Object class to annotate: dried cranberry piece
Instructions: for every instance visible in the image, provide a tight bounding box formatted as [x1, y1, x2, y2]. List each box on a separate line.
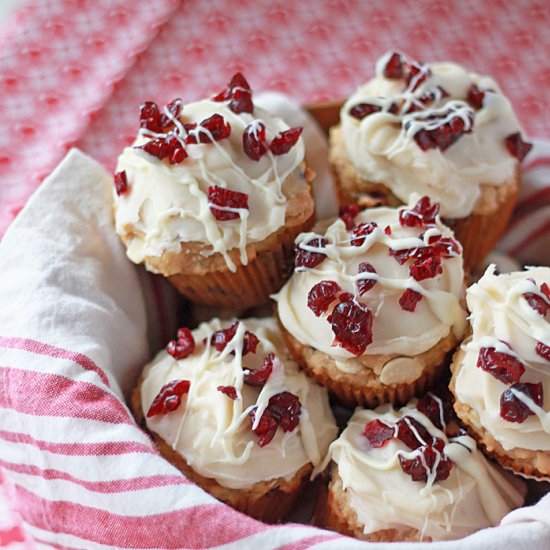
[384, 225, 392, 235]
[431, 236, 461, 258]
[382, 52, 404, 78]
[357, 262, 377, 296]
[410, 254, 442, 281]
[242, 330, 259, 356]
[307, 280, 342, 317]
[243, 121, 267, 161]
[476, 347, 525, 384]
[467, 84, 486, 110]
[210, 322, 239, 351]
[186, 114, 231, 144]
[398, 442, 452, 482]
[137, 134, 188, 164]
[536, 341, 550, 362]
[417, 391, 455, 431]
[363, 419, 395, 448]
[330, 300, 373, 356]
[389, 247, 414, 265]
[396, 416, 433, 449]
[399, 289, 423, 312]
[338, 292, 354, 303]
[217, 385, 238, 400]
[208, 185, 249, 221]
[523, 291, 550, 316]
[399, 196, 439, 227]
[295, 238, 327, 269]
[249, 408, 278, 447]
[114, 170, 128, 196]
[349, 103, 381, 120]
[339, 204, 361, 230]
[269, 127, 303, 155]
[504, 133, 532, 161]
[351, 222, 378, 246]
[243, 353, 274, 386]
[147, 379, 191, 417]
[413, 110, 474, 152]
[500, 382, 544, 423]
[214, 72, 254, 114]
[166, 327, 195, 360]
[165, 98, 183, 120]
[139, 101, 164, 132]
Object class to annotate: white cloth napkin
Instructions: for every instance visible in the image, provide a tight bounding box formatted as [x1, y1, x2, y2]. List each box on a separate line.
[0, 96, 549, 549]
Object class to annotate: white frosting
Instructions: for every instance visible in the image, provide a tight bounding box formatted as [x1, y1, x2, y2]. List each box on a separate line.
[115, 100, 305, 272]
[275, 196, 467, 365]
[341, 51, 524, 218]
[454, 265, 550, 451]
[325, 404, 524, 541]
[140, 317, 338, 489]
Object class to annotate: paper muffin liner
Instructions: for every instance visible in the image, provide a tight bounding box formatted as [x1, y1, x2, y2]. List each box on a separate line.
[450, 347, 550, 480]
[278, 319, 454, 409]
[130, 379, 312, 523]
[168, 214, 315, 310]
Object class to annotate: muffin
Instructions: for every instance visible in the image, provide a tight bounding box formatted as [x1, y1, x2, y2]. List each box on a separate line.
[330, 50, 532, 268]
[451, 265, 550, 479]
[131, 317, 338, 523]
[314, 393, 524, 542]
[114, 73, 314, 309]
[275, 194, 467, 407]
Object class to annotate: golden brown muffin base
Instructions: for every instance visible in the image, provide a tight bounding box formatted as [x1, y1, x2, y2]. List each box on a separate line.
[131, 378, 312, 523]
[450, 345, 550, 479]
[329, 125, 521, 270]
[314, 466, 427, 542]
[278, 316, 459, 408]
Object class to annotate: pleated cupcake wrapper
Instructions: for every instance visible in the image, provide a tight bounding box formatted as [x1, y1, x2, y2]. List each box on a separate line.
[169, 216, 314, 310]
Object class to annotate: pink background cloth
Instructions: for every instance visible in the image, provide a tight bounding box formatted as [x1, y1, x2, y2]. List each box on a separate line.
[1, 0, 550, 547]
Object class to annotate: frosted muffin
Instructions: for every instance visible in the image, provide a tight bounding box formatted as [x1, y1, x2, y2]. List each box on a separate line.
[131, 317, 338, 522]
[315, 394, 524, 542]
[114, 73, 314, 308]
[451, 265, 550, 479]
[276, 195, 467, 407]
[330, 51, 532, 268]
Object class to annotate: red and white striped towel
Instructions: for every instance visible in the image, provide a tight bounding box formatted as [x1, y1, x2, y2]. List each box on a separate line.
[1, 95, 550, 548]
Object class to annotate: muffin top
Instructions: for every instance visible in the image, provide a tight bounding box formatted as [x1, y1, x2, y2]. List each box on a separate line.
[114, 74, 308, 273]
[454, 265, 550, 452]
[276, 195, 467, 371]
[339, 51, 531, 219]
[321, 396, 524, 541]
[140, 317, 338, 489]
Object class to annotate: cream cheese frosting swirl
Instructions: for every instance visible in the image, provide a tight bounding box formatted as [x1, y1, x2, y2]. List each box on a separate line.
[454, 266, 550, 452]
[140, 317, 338, 489]
[276, 195, 467, 367]
[323, 403, 524, 540]
[115, 98, 305, 272]
[340, 51, 526, 218]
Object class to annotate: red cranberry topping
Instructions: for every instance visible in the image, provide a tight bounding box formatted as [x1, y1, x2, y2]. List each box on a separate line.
[351, 221, 378, 246]
[382, 52, 404, 78]
[410, 254, 442, 281]
[269, 127, 303, 155]
[363, 419, 395, 448]
[384, 225, 392, 235]
[114, 170, 128, 196]
[139, 101, 164, 132]
[295, 238, 328, 269]
[214, 72, 254, 114]
[208, 185, 249, 221]
[399, 196, 439, 227]
[476, 347, 525, 384]
[398, 442, 452, 483]
[500, 382, 544, 423]
[330, 300, 373, 356]
[349, 103, 381, 120]
[467, 84, 486, 110]
[417, 391, 454, 431]
[430, 235, 461, 258]
[166, 327, 195, 360]
[504, 133, 532, 161]
[413, 109, 474, 152]
[137, 134, 188, 164]
[242, 330, 259, 356]
[217, 385, 238, 400]
[339, 204, 361, 230]
[338, 292, 354, 302]
[147, 379, 190, 417]
[210, 322, 238, 351]
[243, 121, 267, 161]
[523, 284, 550, 316]
[399, 289, 423, 312]
[243, 353, 274, 386]
[307, 280, 342, 317]
[536, 341, 550, 362]
[402, 87, 449, 114]
[249, 391, 301, 446]
[357, 262, 377, 296]
[404, 60, 431, 92]
[396, 416, 433, 449]
[185, 114, 231, 144]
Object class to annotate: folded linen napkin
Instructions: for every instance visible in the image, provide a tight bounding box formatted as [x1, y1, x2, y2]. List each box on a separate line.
[0, 96, 549, 549]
